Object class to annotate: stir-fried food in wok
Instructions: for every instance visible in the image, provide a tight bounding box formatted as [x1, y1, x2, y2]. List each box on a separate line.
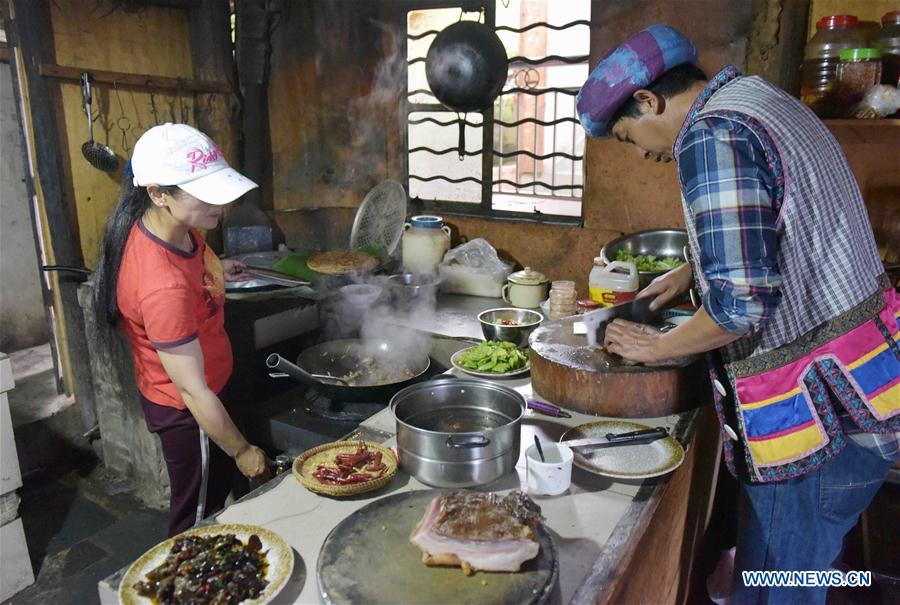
[323, 355, 416, 386]
[133, 533, 268, 605]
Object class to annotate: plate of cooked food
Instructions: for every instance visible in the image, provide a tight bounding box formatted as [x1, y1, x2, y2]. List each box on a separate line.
[293, 440, 398, 497]
[450, 341, 531, 378]
[119, 523, 293, 605]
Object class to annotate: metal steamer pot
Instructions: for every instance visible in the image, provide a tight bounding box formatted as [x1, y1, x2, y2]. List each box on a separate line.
[390, 378, 524, 488]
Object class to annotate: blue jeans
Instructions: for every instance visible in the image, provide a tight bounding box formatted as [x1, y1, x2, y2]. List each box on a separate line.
[731, 437, 894, 605]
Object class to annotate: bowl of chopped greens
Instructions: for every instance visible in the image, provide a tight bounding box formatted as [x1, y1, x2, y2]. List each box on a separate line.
[600, 229, 688, 288]
[451, 341, 531, 377]
[477, 307, 544, 347]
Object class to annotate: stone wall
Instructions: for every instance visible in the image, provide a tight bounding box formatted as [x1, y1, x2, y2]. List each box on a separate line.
[1, 62, 49, 351]
[78, 283, 169, 508]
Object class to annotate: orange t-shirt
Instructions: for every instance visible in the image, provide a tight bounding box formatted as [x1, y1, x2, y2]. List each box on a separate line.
[116, 221, 232, 409]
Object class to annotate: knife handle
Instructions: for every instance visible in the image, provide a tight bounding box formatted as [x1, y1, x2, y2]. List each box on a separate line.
[605, 427, 668, 443]
[526, 399, 572, 418]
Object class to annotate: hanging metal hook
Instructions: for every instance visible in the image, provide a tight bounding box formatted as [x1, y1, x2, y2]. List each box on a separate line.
[147, 81, 160, 126]
[113, 79, 132, 152]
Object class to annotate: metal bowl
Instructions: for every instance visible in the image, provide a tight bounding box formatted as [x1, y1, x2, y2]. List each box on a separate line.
[387, 273, 441, 307]
[478, 308, 543, 347]
[600, 229, 689, 288]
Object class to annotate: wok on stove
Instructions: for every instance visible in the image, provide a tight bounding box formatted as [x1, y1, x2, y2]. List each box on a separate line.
[267, 338, 431, 403]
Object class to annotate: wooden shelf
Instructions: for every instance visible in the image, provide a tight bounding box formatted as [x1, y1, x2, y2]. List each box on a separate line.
[824, 119, 900, 145]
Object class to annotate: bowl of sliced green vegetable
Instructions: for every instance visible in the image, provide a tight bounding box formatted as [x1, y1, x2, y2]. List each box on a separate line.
[477, 307, 543, 347]
[600, 229, 688, 289]
[451, 341, 531, 377]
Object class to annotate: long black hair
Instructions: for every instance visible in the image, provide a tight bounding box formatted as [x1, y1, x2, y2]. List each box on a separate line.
[93, 174, 178, 325]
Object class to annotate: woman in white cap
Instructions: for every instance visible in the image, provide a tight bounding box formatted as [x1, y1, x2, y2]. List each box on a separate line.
[94, 123, 270, 536]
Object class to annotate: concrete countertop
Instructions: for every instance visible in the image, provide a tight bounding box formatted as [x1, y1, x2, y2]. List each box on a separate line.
[98, 294, 703, 604]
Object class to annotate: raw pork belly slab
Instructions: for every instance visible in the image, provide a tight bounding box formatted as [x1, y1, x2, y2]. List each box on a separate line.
[409, 491, 543, 575]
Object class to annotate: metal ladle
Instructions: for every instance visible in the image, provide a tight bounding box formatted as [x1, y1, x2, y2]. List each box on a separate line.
[80, 73, 119, 172]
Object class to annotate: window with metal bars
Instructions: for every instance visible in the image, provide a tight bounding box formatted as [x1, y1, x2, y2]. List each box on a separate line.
[405, 1, 589, 222]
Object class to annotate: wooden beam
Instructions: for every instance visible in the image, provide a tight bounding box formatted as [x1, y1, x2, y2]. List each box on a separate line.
[4, 0, 97, 431]
[39, 62, 231, 94]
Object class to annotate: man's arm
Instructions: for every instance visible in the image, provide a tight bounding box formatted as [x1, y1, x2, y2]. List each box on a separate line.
[607, 118, 782, 362]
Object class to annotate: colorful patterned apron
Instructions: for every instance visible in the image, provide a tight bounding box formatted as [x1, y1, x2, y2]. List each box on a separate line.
[712, 287, 900, 483]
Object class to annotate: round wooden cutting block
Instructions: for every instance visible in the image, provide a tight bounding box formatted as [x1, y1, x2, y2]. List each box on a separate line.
[528, 316, 708, 417]
[317, 490, 558, 605]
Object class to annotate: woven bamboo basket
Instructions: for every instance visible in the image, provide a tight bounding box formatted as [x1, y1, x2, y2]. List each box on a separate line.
[292, 440, 397, 497]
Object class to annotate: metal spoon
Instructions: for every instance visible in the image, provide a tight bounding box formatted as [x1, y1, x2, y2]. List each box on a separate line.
[534, 434, 546, 462]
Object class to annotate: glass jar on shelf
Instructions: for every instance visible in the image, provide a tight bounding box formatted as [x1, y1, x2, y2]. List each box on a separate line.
[800, 14, 866, 117]
[878, 11, 900, 87]
[835, 48, 883, 117]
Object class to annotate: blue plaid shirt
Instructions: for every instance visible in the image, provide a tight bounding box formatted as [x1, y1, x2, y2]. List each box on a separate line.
[677, 106, 783, 336]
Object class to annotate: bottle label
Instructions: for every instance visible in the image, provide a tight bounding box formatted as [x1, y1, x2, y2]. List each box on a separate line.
[589, 288, 637, 307]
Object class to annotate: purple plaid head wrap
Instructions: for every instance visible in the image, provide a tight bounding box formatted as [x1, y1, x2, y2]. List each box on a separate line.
[576, 25, 698, 138]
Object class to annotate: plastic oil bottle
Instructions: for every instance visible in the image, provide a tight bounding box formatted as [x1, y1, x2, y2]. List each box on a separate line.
[589, 259, 638, 307]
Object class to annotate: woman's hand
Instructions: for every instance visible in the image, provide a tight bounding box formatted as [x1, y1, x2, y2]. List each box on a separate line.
[235, 444, 272, 481]
[603, 319, 663, 364]
[637, 263, 693, 310]
[222, 259, 251, 282]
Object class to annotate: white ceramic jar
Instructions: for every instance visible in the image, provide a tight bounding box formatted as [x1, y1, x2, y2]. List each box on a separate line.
[502, 267, 549, 309]
[401, 215, 451, 275]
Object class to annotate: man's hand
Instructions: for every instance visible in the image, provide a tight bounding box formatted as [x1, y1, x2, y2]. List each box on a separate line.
[637, 263, 693, 310]
[235, 444, 272, 481]
[603, 319, 663, 364]
[222, 259, 251, 282]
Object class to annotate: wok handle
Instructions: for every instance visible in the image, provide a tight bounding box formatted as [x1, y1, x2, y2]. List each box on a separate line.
[265, 354, 349, 386]
[457, 117, 465, 161]
[446, 435, 490, 449]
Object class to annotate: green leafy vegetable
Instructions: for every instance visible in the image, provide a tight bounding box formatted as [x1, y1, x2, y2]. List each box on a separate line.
[456, 341, 528, 373]
[615, 250, 685, 272]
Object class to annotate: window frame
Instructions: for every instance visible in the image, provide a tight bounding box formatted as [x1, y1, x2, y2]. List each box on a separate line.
[402, 1, 586, 226]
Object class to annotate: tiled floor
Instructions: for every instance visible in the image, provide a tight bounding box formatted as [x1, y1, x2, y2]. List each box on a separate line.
[4, 462, 168, 605]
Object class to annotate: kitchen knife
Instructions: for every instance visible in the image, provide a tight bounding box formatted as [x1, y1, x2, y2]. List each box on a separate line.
[562, 427, 668, 449]
[582, 297, 660, 346]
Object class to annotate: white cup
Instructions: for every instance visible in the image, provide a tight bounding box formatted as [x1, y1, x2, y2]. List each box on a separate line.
[525, 442, 573, 496]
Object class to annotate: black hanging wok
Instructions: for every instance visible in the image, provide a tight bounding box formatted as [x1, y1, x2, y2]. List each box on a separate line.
[266, 338, 431, 403]
[425, 20, 508, 158]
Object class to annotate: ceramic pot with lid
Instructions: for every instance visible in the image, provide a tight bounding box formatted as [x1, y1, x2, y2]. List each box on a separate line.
[401, 215, 451, 275]
[502, 266, 549, 309]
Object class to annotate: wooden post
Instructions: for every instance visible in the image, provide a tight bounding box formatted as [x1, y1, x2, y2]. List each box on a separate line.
[3, 0, 96, 431]
[746, 0, 810, 95]
[189, 0, 240, 252]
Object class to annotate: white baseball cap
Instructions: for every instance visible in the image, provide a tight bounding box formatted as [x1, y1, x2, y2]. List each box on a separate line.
[131, 123, 258, 205]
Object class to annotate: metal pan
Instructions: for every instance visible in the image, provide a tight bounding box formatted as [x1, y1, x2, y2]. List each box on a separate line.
[266, 338, 430, 402]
